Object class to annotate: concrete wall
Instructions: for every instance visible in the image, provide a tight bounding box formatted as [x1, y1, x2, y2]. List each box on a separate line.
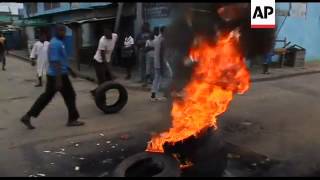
[143, 3, 174, 30]
[81, 23, 97, 47]
[148, 17, 172, 29]
[276, 3, 320, 61]
[64, 27, 73, 58]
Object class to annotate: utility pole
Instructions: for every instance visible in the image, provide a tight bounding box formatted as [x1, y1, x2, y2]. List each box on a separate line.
[135, 3, 143, 37]
[114, 3, 124, 33]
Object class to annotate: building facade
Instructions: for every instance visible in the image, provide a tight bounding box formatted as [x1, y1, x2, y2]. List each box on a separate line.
[143, 3, 174, 29]
[276, 3, 320, 61]
[21, 2, 125, 68]
[21, 2, 178, 72]
[0, 11, 25, 50]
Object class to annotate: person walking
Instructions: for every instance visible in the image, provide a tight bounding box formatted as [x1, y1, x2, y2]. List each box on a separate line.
[150, 26, 167, 101]
[262, 51, 274, 74]
[0, 33, 7, 71]
[20, 24, 84, 129]
[30, 33, 49, 87]
[91, 28, 118, 97]
[121, 31, 135, 80]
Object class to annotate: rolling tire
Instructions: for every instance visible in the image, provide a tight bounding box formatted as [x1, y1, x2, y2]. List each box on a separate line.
[95, 82, 128, 114]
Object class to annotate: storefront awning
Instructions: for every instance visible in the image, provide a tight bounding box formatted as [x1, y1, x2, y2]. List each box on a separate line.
[20, 18, 52, 27]
[0, 24, 21, 32]
[62, 16, 116, 25]
[0, 16, 12, 23]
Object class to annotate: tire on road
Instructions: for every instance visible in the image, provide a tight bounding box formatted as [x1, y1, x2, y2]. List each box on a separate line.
[95, 82, 128, 114]
[112, 152, 181, 177]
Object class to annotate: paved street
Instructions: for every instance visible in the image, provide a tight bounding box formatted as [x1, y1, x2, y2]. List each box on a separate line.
[1, 56, 320, 176]
[0, 56, 171, 177]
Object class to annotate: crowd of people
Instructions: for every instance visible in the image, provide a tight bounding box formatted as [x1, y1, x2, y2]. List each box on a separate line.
[0, 21, 274, 130]
[18, 22, 169, 130]
[131, 23, 168, 101]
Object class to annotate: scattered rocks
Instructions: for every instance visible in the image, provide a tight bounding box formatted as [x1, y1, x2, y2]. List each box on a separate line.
[36, 173, 46, 177]
[55, 151, 66, 155]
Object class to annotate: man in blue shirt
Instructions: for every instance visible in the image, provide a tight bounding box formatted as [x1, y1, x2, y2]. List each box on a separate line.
[262, 51, 274, 74]
[21, 24, 85, 129]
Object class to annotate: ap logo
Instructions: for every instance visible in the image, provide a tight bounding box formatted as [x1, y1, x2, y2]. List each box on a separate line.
[251, 0, 275, 29]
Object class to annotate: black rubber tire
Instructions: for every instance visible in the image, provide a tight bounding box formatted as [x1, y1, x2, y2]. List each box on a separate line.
[112, 152, 181, 177]
[95, 82, 128, 114]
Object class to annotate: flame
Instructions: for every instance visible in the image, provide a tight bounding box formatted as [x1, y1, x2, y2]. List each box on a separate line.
[146, 31, 250, 153]
[180, 161, 194, 170]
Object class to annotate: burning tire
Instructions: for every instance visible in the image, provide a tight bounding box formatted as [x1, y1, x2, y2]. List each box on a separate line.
[113, 152, 180, 177]
[95, 82, 128, 114]
[163, 128, 228, 177]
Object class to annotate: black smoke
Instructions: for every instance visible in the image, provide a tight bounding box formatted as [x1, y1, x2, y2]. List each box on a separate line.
[163, 3, 275, 93]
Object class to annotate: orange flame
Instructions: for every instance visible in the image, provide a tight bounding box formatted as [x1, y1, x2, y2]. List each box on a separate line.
[146, 31, 250, 153]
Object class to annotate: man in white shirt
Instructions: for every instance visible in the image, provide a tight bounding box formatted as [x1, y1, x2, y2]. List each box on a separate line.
[91, 28, 118, 96]
[30, 34, 50, 87]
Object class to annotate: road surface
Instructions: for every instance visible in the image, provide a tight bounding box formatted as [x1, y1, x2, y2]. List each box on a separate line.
[1, 56, 320, 176]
